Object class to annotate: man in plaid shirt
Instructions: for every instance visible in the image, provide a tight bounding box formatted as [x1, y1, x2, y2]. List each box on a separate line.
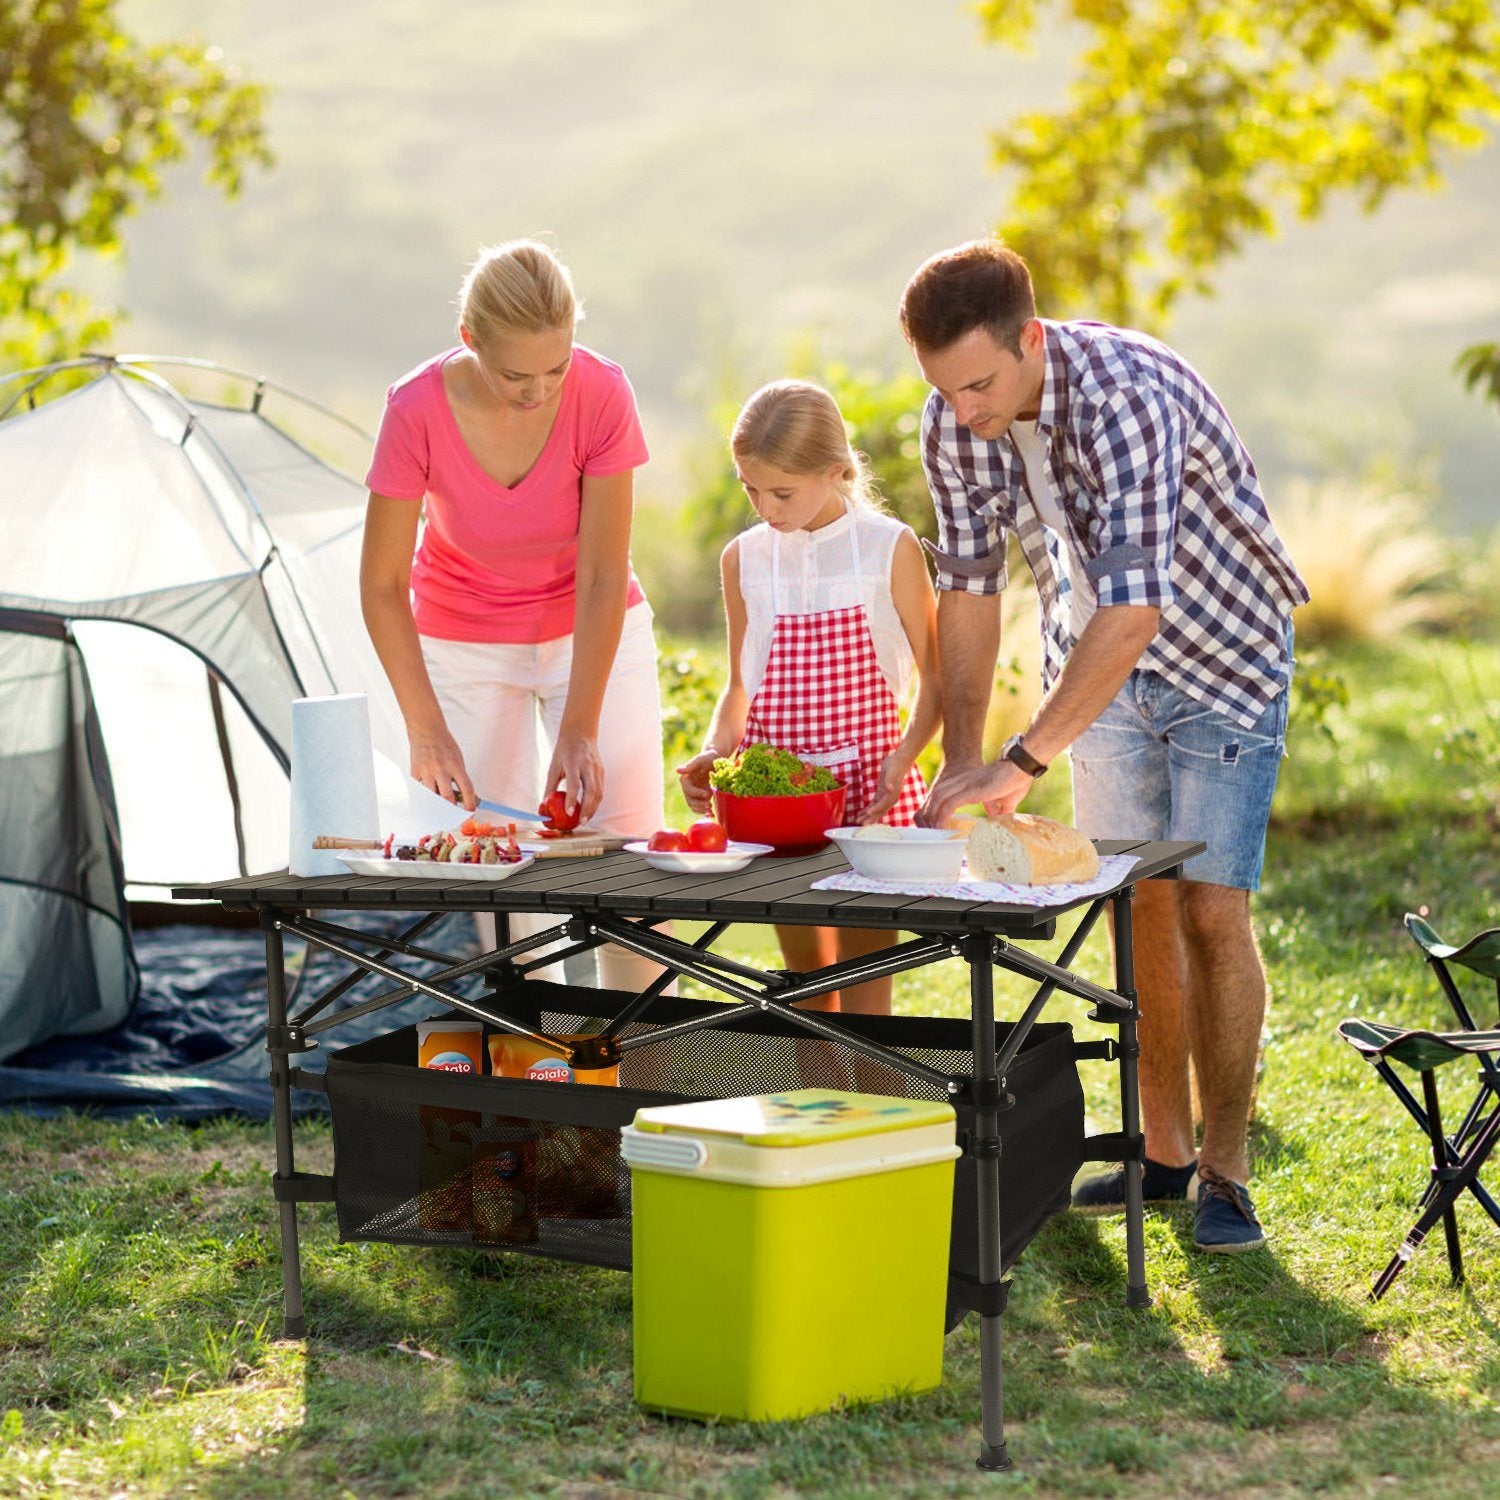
[902, 240, 1307, 1253]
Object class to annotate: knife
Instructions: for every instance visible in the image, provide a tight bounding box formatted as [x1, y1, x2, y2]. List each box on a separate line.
[462, 791, 596, 830]
[473, 796, 544, 823]
[445, 780, 542, 823]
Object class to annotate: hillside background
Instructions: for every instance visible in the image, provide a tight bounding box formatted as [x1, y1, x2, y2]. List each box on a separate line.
[106, 0, 1500, 540]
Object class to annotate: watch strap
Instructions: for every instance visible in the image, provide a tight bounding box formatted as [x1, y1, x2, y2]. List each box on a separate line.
[1003, 736, 1049, 778]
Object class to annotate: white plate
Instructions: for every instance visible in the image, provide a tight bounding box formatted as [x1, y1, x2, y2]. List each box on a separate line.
[622, 840, 774, 874]
[337, 852, 536, 881]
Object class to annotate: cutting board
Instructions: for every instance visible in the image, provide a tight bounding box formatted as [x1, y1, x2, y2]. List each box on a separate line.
[516, 827, 636, 852]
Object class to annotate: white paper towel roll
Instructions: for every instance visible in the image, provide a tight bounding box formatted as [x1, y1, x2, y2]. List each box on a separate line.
[288, 693, 380, 875]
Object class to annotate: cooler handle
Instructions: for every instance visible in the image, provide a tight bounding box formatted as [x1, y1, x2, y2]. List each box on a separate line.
[620, 1127, 709, 1171]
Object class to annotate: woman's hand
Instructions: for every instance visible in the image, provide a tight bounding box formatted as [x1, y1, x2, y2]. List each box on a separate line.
[676, 749, 721, 816]
[410, 727, 475, 808]
[544, 730, 605, 825]
[859, 752, 912, 826]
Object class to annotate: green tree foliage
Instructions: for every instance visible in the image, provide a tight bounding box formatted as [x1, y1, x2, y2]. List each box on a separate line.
[1, 0, 271, 367]
[977, 0, 1500, 332]
[1455, 341, 1500, 408]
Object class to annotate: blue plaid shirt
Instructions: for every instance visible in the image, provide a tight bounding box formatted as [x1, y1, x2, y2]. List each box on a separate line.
[921, 320, 1308, 730]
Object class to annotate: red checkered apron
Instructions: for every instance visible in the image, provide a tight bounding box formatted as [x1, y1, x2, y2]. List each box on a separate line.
[741, 520, 927, 826]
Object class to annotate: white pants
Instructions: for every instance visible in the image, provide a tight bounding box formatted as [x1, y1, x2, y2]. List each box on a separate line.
[422, 603, 669, 992]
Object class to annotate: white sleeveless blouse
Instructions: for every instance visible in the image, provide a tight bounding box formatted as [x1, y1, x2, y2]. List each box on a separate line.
[736, 506, 917, 702]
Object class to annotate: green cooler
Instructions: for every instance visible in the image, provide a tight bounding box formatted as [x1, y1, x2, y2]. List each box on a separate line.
[622, 1089, 960, 1421]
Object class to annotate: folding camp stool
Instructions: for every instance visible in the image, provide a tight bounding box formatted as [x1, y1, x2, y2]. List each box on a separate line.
[1337, 914, 1500, 1299]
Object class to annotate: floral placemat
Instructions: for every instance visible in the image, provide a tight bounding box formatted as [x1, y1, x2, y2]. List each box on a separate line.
[810, 853, 1141, 906]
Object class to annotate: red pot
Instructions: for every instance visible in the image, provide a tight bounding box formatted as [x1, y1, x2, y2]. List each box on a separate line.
[712, 785, 847, 856]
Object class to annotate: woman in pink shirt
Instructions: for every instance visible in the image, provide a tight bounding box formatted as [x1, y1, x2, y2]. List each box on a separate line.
[360, 239, 665, 846]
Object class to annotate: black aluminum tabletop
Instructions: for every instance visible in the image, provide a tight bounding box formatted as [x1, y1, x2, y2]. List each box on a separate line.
[174, 837, 1204, 936]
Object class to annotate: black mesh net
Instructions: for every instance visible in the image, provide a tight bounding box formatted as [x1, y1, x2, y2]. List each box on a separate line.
[324, 981, 1085, 1290]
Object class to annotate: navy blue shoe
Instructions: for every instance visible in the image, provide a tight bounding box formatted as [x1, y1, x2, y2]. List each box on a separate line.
[1071, 1157, 1199, 1215]
[1193, 1166, 1266, 1252]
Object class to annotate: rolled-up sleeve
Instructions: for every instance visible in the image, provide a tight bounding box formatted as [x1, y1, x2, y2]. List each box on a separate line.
[1080, 388, 1180, 609]
[921, 397, 1008, 596]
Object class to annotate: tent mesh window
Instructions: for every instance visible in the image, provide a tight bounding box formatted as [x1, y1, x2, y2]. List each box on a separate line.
[324, 982, 1086, 1279]
[0, 614, 137, 1058]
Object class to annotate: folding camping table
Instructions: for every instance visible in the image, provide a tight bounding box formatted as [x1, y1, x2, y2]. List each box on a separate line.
[176, 834, 1202, 1473]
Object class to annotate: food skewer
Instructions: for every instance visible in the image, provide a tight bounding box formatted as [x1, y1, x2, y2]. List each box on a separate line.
[313, 834, 607, 858]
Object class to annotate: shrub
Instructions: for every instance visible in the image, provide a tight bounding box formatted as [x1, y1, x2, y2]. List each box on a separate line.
[1452, 525, 1500, 638]
[1270, 475, 1457, 647]
[1429, 637, 1500, 807]
[656, 641, 723, 774]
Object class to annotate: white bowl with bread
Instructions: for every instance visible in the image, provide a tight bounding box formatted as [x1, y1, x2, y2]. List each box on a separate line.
[826, 825, 968, 881]
[963, 813, 1100, 885]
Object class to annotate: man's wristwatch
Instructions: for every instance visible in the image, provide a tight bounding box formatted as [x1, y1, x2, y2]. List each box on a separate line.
[1000, 734, 1049, 779]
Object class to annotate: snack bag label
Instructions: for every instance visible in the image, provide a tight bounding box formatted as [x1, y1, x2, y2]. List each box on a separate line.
[526, 1057, 574, 1084]
[426, 1052, 476, 1073]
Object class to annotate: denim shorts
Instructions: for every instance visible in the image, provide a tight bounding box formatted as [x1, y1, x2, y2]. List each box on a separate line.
[1070, 666, 1290, 892]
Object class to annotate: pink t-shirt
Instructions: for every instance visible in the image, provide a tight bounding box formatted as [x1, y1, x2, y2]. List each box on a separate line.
[365, 344, 649, 643]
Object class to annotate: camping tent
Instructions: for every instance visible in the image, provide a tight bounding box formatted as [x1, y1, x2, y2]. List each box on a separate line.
[0, 356, 403, 1060]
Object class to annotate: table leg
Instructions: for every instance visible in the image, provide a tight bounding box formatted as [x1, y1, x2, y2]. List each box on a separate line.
[263, 913, 307, 1339]
[1112, 888, 1151, 1309]
[968, 938, 1012, 1473]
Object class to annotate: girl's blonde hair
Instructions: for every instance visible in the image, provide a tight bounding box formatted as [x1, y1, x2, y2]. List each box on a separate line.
[730, 380, 881, 510]
[458, 240, 580, 344]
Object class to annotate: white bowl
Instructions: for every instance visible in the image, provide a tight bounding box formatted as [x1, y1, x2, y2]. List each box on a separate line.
[826, 826, 967, 882]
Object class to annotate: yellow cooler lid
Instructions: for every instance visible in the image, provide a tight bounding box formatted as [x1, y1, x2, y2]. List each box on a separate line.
[632, 1089, 953, 1147]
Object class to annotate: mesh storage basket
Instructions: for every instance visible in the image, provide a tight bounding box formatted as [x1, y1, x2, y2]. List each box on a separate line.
[324, 981, 1085, 1283]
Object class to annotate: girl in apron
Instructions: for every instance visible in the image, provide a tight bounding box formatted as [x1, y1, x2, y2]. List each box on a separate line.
[678, 380, 941, 1018]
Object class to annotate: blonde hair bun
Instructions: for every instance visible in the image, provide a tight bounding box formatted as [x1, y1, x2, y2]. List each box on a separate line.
[459, 239, 579, 345]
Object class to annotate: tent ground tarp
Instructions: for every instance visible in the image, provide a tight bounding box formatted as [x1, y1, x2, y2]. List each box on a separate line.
[0, 912, 490, 1120]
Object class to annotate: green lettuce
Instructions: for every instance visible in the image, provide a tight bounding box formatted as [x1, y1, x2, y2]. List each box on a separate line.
[709, 744, 840, 797]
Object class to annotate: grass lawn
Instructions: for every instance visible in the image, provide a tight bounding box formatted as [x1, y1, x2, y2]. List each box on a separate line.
[3, 634, 1498, 1497]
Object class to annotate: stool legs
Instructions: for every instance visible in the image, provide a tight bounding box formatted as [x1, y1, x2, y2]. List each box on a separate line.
[1373, 1100, 1500, 1300]
[1419, 1069, 1465, 1286]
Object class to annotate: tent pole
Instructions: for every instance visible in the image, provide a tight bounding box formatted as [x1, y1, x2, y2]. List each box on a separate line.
[206, 671, 249, 877]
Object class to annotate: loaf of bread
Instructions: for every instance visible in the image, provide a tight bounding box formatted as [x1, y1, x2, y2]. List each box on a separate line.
[966, 813, 1100, 885]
